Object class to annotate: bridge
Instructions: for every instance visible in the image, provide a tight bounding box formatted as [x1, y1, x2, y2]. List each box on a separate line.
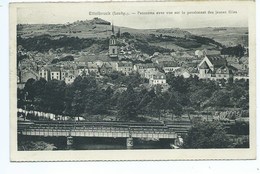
[18, 120, 191, 148]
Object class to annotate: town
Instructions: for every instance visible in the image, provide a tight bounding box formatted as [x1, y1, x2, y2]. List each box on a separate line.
[16, 18, 250, 150]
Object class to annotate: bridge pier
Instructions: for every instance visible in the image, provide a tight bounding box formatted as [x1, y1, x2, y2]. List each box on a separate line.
[126, 137, 134, 149]
[67, 136, 73, 146]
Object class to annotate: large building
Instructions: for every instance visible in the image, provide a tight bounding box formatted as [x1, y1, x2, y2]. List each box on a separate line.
[100, 62, 113, 75]
[108, 24, 118, 59]
[134, 63, 157, 78]
[50, 67, 61, 80]
[197, 55, 241, 80]
[149, 72, 167, 86]
[116, 61, 133, 75]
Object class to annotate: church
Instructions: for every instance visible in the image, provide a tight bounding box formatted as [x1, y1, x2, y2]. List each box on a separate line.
[108, 24, 119, 59]
[197, 55, 237, 80]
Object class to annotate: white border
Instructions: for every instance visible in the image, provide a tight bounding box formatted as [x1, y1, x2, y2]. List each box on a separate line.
[1, 0, 259, 173]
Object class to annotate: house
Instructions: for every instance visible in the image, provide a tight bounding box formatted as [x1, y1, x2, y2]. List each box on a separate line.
[93, 60, 104, 68]
[117, 61, 133, 75]
[197, 55, 227, 79]
[110, 61, 119, 71]
[38, 67, 49, 81]
[212, 65, 235, 80]
[149, 72, 167, 86]
[100, 62, 113, 75]
[20, 69, 39, 82]
[144, 69, 160, 79]
[60, 69, 75, 81]
[50, 67, 61, 80]
[160, 61, 180, 73]
[233, 70, 249, 81]
[195, 49, 207, 58]
[174, 67, 190, 78]
[134, 63, 156, 78]
[87, 62, 99, 74]
[65, 75, 76, 84]
[188, 67, 199, 77]
[77, 66, 89, 76]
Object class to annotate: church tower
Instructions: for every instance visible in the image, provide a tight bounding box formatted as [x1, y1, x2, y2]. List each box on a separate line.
[109, 24, 118, 59]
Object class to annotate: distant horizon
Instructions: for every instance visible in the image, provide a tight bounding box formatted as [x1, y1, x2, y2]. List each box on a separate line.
[17, 17, 248, 30]
[16, 2, 249, 29]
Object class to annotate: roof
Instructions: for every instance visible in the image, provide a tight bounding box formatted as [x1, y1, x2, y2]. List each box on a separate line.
[48, 66, 60, 72]
[136, 63, 156, 69]
[152, 72, 166, 79]
[206, 55, 227, 67]
[215, 66, 234, 74]
[160, 61, 179, 67]
[117, 61, 132, 67]
[199, 61, 210, 69]
[101, 62, 113, 69]
[87, 62, 99, 69]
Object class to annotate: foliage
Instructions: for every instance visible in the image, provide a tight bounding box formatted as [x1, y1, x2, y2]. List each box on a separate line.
[221, 44, 245, 57]
[183, 122, 231, 148]
[18, 72, 249, 121]
[17, 35, 108, 53]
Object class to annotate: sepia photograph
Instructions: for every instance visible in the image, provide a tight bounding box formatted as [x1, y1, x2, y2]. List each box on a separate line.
[9, 0, 256, 161]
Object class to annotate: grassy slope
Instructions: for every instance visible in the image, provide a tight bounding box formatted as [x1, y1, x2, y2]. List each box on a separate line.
[185, 27, 248, 47]
[17, 19, 247, 56]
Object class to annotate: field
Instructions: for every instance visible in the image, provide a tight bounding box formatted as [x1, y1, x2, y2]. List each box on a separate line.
[185, 27, 248, 47]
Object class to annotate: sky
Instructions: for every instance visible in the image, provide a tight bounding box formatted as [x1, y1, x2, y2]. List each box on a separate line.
[15, 1, 249, 29]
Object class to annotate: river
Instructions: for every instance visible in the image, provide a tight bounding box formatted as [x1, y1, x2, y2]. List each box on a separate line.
[18, 135, 173, 150]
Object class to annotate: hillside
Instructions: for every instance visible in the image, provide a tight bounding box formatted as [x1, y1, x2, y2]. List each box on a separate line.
[185, 27, 248, 47]
[17, 18, 234, 55]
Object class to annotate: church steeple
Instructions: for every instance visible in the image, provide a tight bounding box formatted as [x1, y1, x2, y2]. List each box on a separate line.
[109, 22, 118, 59]
[112, 23, 115, 35]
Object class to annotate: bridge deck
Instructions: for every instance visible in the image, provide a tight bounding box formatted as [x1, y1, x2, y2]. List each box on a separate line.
[18, 120, 191, 139]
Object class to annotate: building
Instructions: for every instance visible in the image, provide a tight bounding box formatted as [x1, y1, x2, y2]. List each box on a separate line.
[108, 25, 118, 59]
[174, 67, 190, 78]
[197, 55, 239, 80]
[50, 67, 61, 80]
[77, 66, 89, 76]
[38, 67, 49, 81]
[144, 69, 160, 79]
[87, 62, 99, 74]
[197, 55, 227, 79]
[117, 61, 133, 75]
[149, 72, 167, 86]
[93, 60, 104, 68]
[233, 70, 249, 81]
[20, 69, 39, 82]
[161, 61, 180, 73]
[195, 49, 207, 58]
[100, 62, 113, 75]
[65, 75, 76, 84]
[214, 65, 234, 80]
[134, 63, 156, 78]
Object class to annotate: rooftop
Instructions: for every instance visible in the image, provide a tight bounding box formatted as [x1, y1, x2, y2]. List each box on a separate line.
[206, 55, 227, 67]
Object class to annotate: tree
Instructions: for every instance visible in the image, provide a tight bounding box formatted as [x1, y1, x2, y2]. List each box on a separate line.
[42, 80, 66, 114]
[24, 78, 36, 102]
[71, 90, 84, 120]
[165, 92, 183, 120]
[184, 122, 231, 148]
[207, 89, 231, 108]
[117, 84, 138, 120]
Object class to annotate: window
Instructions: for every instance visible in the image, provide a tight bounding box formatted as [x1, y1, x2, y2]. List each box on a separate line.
[112, 48, 115, 54]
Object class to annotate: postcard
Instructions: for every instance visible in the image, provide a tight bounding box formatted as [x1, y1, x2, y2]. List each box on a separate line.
[10, 0, 256, 161]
